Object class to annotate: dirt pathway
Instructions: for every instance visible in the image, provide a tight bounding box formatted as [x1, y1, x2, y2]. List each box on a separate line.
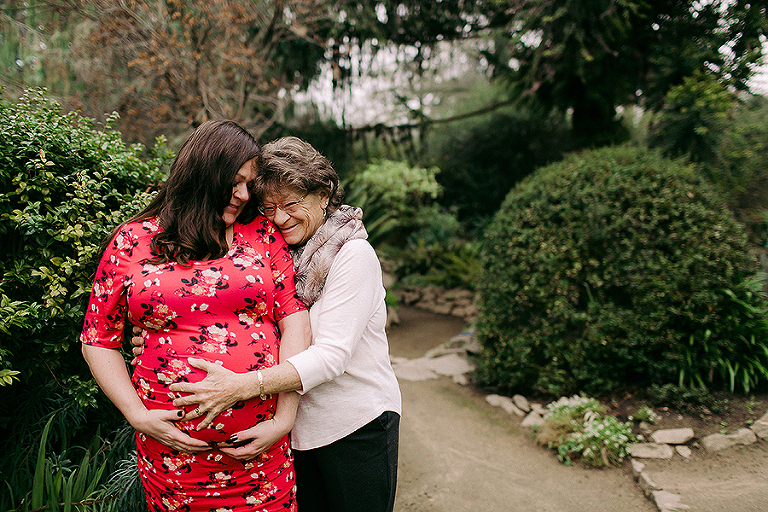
[386, 307, 655, 512]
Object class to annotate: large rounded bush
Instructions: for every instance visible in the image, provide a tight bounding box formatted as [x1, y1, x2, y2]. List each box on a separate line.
[476, 145, 768, 397]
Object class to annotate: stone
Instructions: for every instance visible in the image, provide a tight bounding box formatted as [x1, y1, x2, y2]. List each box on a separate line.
[651, 491, 691, 511]
[485, 394, 525, 416]
[750, 411, 768, 439]
[462, 338, 483, 354]
[675, 445, 692, 459]
[385, 305, 400, 328]
[651, 427, 695, 445]
[521, 411, 546, 428]
[452, 373, 469, 385]
[630, 459, 645, 478]
[637, 472, 661, 495]
[530, 403, 547, 416]
[423, 353, 475, 378]
[382, 272, 395, 289]
[512, 394, 531, 413]
[389, 355, 409, 365]
[701, 428, 757, 452]
[451, 305, 477, 319]
[626, 443, 675, 459]
[419, 300, 453, 315]
[447, 332, 476, 346]
[423, 333, 479, 359]
[392, 359, 438, 381]
[399, 289, 421, 305]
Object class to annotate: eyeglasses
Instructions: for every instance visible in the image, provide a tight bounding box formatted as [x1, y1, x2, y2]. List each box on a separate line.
[259, 195, 306, 218]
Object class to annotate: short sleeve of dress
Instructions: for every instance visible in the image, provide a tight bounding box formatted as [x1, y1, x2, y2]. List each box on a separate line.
[79, 223, 142, 349]
[263, 218, 306, 321]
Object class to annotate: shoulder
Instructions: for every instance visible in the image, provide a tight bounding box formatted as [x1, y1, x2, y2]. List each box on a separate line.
[333, 239, 380, 274]
[106, 218, 158, 255]
[238, 215, 276, 236]
[238, 216, 290, 249]
[338, 238, 375, 257]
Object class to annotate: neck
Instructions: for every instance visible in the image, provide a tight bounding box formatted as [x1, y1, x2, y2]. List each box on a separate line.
[226, 224, 234, 247]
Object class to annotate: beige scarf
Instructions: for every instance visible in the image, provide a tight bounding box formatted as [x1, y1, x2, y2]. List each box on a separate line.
[291, 205, 368, 307]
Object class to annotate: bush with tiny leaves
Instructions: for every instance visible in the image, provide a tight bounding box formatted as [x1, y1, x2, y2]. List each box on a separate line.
[0, 88, 167, 508]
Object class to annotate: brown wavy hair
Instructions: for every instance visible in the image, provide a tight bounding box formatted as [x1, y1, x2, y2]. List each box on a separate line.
[126, 120, 261, 265]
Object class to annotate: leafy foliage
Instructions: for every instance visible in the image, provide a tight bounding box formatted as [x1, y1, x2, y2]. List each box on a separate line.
[491, 0, 768, 147]
[475, 145, 768, 397]
[649, 73, 735, 164]
[330, 0, 509, 46]
[391, 205, 482, 291]
[432, 109, 571, 222]
[0, 88, 166, 505]
[706, 95, 768, 244]
[344, 159, 441, 247]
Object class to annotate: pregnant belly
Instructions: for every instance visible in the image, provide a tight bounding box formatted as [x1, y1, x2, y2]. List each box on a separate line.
[179, 398, 273, 444]
[133, 364, 275, 444]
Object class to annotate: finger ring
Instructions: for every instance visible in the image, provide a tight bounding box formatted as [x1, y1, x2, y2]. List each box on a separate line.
[194, 407, 201, 416]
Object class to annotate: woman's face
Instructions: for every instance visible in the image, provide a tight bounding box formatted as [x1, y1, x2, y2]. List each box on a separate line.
[262, 188, 329, 246]
[222, 158, 257, 227]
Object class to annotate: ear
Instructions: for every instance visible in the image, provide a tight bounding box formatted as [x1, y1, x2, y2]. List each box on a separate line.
[317, 190, 330, 209]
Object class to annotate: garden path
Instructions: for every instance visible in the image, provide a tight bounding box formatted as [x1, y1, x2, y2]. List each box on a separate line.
[387, 306, 768, 512]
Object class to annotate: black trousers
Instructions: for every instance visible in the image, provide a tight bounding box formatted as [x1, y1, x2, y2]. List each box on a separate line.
[293, 410, 400, 512]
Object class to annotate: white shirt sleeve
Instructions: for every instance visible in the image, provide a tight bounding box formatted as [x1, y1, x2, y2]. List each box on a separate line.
[286, 239, 383, 393]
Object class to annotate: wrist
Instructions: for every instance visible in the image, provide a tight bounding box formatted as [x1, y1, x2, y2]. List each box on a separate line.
[270, 415, 294, 436]
[238, 370, 259, 402]
[256, 370, 267, 401]
[124, 404, 150, 431]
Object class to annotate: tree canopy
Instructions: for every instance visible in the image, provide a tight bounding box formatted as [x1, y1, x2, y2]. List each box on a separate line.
[490, 0, 768, 147]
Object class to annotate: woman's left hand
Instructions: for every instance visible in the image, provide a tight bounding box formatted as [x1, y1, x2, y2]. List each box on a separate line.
[168, 357, 250, 430]
[219, 419, 290, 461]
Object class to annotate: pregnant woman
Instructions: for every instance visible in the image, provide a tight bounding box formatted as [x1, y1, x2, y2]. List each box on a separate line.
[80, 120, 310, 511]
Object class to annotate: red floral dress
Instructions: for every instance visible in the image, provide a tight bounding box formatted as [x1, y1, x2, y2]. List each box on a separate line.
[80, 216, 306, 511]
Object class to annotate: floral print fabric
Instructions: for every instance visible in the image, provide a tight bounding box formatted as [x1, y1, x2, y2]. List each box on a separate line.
[81, 216, 305, 511]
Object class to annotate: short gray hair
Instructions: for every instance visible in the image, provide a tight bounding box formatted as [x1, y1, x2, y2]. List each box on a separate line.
[257, 136, 343, 214]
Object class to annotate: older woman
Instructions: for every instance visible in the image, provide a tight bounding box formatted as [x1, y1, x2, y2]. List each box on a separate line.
[81, 122, 311, 511]
[167, 136, 402, 512]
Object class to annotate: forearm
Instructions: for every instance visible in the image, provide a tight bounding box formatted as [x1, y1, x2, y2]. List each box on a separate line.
[81, 344, 147, 426]
[167, 309, 309, 424]
[233, 360, 303, 400]
[252, 309, 311, 397]
[271, 390, 300, 435]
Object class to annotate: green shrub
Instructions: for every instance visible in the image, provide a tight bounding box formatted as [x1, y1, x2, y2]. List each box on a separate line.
[389, 205, 481, 291]
[475, 144, 768, 397]
[708, 95, 768, 245]
[648, 383, 729, 415]
[0, 88, 167, 507]
[648, 72, 734, 164]
[344, 159, 442, 247]
[535, 395, 636, 468]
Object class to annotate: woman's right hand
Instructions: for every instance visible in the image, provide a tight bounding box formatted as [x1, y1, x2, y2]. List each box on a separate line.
[130, 408, 210, 454]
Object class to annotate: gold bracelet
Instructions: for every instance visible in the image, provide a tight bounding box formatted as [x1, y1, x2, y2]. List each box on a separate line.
[257, 370, 266, 401]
